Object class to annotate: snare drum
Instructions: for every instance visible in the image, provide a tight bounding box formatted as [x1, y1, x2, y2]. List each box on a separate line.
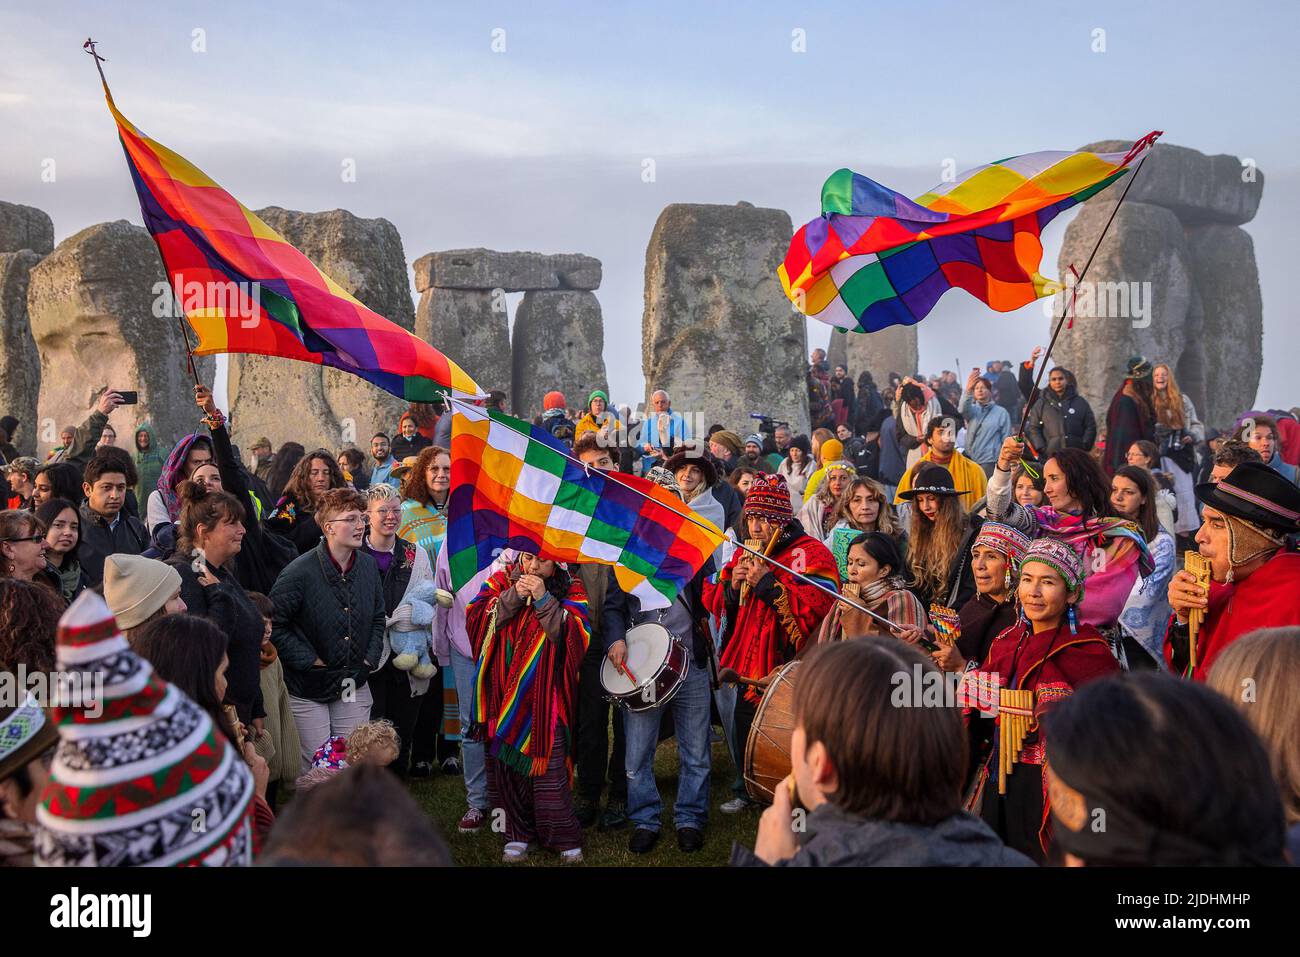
[600, 622, 690, 713]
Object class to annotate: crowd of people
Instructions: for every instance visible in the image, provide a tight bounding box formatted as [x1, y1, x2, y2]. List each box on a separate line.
[1, 341, 1299, 869]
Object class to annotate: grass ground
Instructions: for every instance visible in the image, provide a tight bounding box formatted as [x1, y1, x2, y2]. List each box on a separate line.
[407, 736, 758, 867]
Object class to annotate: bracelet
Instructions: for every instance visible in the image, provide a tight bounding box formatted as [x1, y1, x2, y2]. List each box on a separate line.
[203, 408, 226, 431]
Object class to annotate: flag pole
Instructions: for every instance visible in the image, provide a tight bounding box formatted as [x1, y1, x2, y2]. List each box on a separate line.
[85, 38, 203, 392]
[1015, 138, 1159, 447]
[443, 394, 902, 631]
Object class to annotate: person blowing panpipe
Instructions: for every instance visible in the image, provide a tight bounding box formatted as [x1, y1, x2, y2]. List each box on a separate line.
[961, 538, 1119, 864]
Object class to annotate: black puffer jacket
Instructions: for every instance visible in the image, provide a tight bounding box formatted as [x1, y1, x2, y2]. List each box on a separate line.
[270, 541, 386, 702]
[1019, 362, 1097, 456]
[167, 555, 266, 725]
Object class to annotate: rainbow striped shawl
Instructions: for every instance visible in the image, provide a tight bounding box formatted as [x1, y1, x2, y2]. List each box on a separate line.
[466, 568, 590, 777]
[1026, 508, 1153, 629]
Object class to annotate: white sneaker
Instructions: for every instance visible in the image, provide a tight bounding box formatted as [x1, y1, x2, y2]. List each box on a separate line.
[720, 796, 755, 814]
[560, 847, 584, 864]
[502, 841, 533, 863]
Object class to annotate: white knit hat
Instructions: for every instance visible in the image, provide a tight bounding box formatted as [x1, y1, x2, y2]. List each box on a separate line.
[103, 554, 182, 630]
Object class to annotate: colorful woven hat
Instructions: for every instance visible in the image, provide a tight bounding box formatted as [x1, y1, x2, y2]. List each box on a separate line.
[644, 466, 684, 501]
[743, 472, 794, 521]
[34, 591, 254, 867]
[973, 522, 1032, 567]
[1020, 538, 1086, 597]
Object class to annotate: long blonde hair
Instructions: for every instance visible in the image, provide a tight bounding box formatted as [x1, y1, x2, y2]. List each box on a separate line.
[1207, 627, 1300, 825]
[1152, 363, 1186, 430]
[832, 477, 899, 537]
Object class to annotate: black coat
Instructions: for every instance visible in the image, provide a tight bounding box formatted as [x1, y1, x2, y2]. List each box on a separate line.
[1018, 363, 1097, 456]
[77, 504, 148, 587]
[209, 422, 296, 590]
[167, 556, 266, 724]
[270, 541, 386, 702]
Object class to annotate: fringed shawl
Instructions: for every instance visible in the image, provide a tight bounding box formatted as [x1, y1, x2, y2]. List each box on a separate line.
[466, 568, 589, 777]
[1021, 506, 1153, 629]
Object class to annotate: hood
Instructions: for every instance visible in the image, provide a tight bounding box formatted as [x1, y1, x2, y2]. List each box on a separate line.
[157, 432, 213, 521]
[134, 420, 160, 454]
[800, 803, 1034, 867]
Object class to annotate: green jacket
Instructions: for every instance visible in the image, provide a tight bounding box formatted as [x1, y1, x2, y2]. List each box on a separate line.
[133, 421, 166, 503]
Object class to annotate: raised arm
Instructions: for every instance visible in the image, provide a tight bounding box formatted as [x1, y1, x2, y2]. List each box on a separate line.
[987, 436, 1038, 536]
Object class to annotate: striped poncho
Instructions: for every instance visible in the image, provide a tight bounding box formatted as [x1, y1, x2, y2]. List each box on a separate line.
[466, 567, 590, 777]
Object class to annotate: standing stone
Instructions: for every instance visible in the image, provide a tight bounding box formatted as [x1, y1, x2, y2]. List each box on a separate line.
[1186, 224, 1263, 427]
[0, 201, 54, 257]
[642, 202, 809, 436]
[512, 291, 607, 416]
[228, 208, 416, 453]
[0, 251, 42, 455]
[827, 325, 920, 390]
[28, 221, 213, 456]
[1049, 200, 1194, 421]
[0, 201, 53, 455]
[414, 283, 511, 399]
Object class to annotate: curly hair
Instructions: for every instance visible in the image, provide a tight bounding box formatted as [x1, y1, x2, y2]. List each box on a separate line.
[0, 578, 64, 673]
[1046, 447, 1112, 520]
[345, 719, 400, 766]
[315, 487, 367, 525]
[399, 445, 449, 506]
[283, 449, 346, 511]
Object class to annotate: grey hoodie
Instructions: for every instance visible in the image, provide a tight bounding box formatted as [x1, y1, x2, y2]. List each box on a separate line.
[731, 803, 1035, 867]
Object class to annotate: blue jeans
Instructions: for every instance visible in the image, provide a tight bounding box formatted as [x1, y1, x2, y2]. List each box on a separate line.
[623, 658, 711, 831]
[451, 646, 488, 811]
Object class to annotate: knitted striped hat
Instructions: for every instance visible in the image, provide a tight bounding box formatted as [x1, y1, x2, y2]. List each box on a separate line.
[743, 472, 794, 521]
[34, 591, 254, 867]
[1020, 538, 1086, 597]
[973, 522, 1033, 568]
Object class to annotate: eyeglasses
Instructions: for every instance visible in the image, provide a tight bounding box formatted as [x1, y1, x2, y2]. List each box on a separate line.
[2, 535, 44, 544]
[326, 516, 367, 527]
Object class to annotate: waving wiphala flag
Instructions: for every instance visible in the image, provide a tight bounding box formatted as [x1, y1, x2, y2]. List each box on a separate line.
[447, 403, 723, 609]
[780, 132, 1160, 334]
[101, 83, 481, 400]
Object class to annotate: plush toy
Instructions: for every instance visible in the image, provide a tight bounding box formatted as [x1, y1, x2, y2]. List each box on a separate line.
[386, 581, 455, 680]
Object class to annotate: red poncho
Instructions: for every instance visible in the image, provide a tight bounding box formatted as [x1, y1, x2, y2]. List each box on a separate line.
[705, 523, 837, 703]
[1163, 549, 1300, 681]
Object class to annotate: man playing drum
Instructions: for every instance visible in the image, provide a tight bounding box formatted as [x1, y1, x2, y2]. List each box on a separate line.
[604, 466, 717, 854]
[704, 471, 838, 813]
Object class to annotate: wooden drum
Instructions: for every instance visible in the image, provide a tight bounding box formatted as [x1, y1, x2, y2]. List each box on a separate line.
[743, 659, 802, 803]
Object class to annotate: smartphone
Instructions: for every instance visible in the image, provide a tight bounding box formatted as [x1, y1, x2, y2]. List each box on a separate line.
[115, 391, 139, 405]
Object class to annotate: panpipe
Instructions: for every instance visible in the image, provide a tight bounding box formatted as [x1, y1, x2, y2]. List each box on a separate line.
[928, 604, 961, 646]
[738, 539, 763, 604]
[998, 688, 1034, 794]
[1184, 552, 1211, 672]
[841, 581, 861, 600]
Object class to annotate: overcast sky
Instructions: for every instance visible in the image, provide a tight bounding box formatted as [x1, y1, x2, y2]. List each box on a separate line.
[2, 0, 1296, 416]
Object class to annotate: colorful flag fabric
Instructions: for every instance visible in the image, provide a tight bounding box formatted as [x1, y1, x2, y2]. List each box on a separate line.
[447, 402, 724, 609]
[780, 132, 1161, 334]
[101, 83, 482, 400]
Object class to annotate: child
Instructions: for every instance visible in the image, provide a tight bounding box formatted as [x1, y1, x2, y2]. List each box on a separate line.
[248, 591, 302, 807]
[296, 720, 401, 792]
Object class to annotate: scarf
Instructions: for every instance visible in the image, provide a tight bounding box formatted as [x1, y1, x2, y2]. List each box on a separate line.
[156, 432, 208, 522]
[466, 568, 590, 776]
[398, 496, 447, 562]
[1022, 506, 1152, 629]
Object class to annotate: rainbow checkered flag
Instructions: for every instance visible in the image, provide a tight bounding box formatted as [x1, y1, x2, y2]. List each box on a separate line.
[447, 403, 723, 609]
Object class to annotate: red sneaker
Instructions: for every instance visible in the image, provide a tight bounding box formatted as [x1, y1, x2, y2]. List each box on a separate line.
[458, 806, 487, 833]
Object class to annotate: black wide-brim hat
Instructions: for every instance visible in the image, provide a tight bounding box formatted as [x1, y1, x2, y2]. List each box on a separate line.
[898, 463, 966, 500]
[1195, 461, 1300, 534]
[663, 449, 717, 488]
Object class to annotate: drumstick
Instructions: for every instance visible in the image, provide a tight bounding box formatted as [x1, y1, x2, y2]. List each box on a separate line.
[617, 661, 639, 684]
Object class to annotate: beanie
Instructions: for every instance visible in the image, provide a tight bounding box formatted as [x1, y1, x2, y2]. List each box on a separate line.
[819, 438, 844, 465]
[544, 391, 567, 411]
[34, 591, 254, 866]
[743, 472, 794, 521]
[102, 554, 183, 630]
